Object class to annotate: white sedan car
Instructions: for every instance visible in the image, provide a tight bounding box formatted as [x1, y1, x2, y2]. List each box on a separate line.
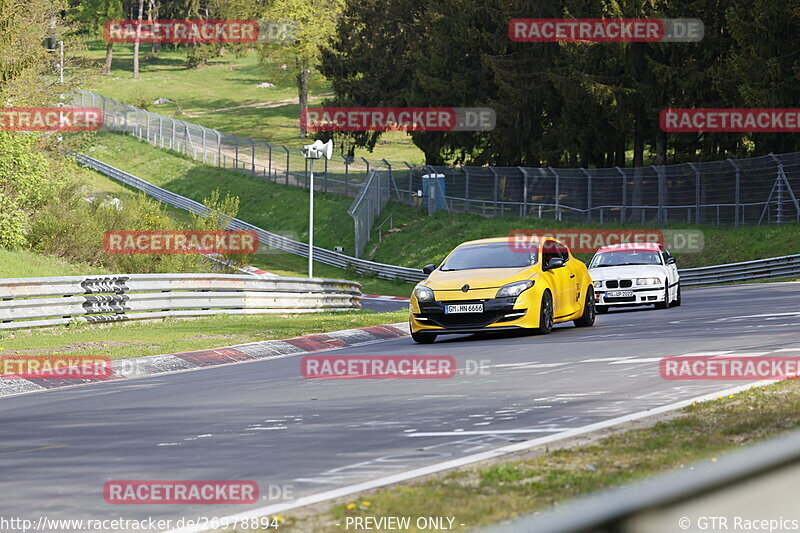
[588, 243, 680, 313]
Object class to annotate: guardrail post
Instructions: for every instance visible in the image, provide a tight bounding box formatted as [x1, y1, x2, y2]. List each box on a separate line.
[616, 166, 626, 223]
[728, 158, 740, 226]
[517, 166, 528, 218]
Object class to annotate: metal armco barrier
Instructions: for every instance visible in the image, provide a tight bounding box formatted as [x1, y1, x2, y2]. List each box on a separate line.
[0, 273, 362, 330]
[74, 154, 800, 288]
[679, 253, 800, 287]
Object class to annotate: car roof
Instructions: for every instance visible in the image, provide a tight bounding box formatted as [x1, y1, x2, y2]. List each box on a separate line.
[596, 242, 664, 254]
[458, 235, 562, 246]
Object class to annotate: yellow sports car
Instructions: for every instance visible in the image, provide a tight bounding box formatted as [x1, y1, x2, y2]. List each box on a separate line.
[409, 236, 596, 343]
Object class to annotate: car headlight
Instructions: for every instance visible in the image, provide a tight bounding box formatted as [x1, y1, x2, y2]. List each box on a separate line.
[636, 277, 661, 286]
[414, 285, 435, 302]
[496, 280, 535, 298]
[593, 280, 603, 289]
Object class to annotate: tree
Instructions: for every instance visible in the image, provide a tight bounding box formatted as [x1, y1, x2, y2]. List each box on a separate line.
[74, 0, 124, 75]
[132, 0, 144, 78]
[260, 0, 345, 138]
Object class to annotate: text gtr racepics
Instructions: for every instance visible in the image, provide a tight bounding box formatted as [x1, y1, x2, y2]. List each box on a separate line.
[409, 237, 596, 343]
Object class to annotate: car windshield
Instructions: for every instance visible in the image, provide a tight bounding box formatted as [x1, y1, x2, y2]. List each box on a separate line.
[440, 242, 539, 271]
[590, 251, 663, 267]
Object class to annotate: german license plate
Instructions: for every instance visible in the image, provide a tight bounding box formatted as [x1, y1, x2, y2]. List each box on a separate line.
[444, 303, 484, 314]
[606, 290, 633, 298]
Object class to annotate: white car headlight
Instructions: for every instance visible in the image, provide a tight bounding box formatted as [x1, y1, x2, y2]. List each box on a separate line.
[636, 277, 661, 286]
[496, 280, 535, 298]
[414, 285, 435, 302]
[593, 280, 603, 289]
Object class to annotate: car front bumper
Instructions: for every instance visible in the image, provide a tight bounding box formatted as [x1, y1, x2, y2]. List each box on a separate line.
[409, 295, 532, 334]
[595, 286, 665, 307]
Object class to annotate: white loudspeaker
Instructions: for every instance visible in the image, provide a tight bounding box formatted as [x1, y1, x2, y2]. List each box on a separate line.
[303, 139, 334, 160]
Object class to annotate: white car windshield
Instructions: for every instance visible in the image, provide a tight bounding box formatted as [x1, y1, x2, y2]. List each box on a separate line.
[590, 251, 663, 268]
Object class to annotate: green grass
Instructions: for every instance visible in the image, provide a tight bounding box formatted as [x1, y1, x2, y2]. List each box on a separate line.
[275, 380, 800, 532]
[0, 249, 109, 278]
[80, 39, 426, 163]
[0, 310, 407, 361]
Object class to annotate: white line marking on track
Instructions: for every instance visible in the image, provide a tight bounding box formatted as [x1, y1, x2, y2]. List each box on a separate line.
[580, 357, 636, 363]
[164, 381, 778, 533]
[609, 358, 663, 364]
[407, 428, 576, 437]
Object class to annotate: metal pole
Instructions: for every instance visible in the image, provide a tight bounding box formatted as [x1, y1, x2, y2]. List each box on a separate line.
[549, 168, 560, 221]
[404, 162, 413, 204]
[268, 144, 273, 180]
[688, 162, 701, 224]
[284, 146, 290, 184]
[654, 165, 665, 226]
[616, 166, 626, 224]
[464, 167, 470, 211]
[216, 131, 221, 166]
[728, 158, 740, 227]
[235, 138, 239, 170]
[308, 157, 315, 278]
[490, 167, 498, 214]
[518, 167, 528, 218]
[582, 168, 592, 223]
[345, 156, 350, 196]
[201, 127, 206, 163]
[250, 139, 255, 173]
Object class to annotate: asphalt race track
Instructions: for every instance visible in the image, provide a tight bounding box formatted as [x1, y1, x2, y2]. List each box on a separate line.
[2, 282, 800, 529]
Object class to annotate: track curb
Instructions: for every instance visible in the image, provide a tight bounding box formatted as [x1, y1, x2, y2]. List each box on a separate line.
[0, 322, 410, 399]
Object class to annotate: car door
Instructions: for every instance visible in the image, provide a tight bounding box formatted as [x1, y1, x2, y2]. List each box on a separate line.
[541, 239, 570, 318]
[662, 249, 680, 299]
[555, 241, 582, 316]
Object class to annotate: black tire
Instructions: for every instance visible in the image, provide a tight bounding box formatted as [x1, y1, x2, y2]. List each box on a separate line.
[655, 281, 669, 309]
[672, 283, 681, 307]
[573, 287, 596, 327]
[534, 290, 554, 334]
[411, 331, 437, 344]
[596, 305, 609, 314]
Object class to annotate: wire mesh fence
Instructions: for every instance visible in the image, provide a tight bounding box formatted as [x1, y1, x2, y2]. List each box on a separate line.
[77, 89, 800, 253]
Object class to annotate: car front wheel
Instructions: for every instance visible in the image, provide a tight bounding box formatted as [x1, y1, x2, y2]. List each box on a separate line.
[655, 281, 669, 309]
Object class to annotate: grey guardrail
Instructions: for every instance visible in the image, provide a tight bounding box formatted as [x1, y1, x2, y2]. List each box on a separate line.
[678, 253, 800, 287]
[75, 154, 800, 287]
[74, 154, 426, 283]
[0, 273, 361, 330]
[484, 428, 800, 533]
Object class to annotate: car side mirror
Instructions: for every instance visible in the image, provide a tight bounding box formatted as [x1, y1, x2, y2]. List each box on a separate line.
[422, 264, 436, 275]
[666, 257, 676, 265]
[545, 257, 565, 271]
